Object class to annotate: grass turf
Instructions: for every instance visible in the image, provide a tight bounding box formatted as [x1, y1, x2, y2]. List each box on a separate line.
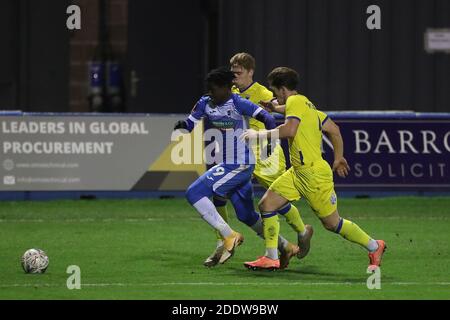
[0, 197, 449, 299]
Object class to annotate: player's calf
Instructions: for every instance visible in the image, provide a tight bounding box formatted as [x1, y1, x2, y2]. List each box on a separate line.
[322, 211, 387, 267]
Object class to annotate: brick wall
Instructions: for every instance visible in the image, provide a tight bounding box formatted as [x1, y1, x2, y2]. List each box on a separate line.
[68, 0, 128, 112]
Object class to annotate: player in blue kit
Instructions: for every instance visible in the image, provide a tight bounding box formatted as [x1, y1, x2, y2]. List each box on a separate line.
[173, 67, 299, 266]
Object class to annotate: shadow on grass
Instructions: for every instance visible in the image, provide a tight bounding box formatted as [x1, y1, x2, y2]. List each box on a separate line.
[223, 264, 369, 283]
[125, 250, 397, 284]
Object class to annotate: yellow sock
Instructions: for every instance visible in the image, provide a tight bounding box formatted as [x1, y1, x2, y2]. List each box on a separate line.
[214, 205, 229, 241]
[337, 219, 371, 248]
[262, 213, 280, 250]
[278, 204, 305, 234]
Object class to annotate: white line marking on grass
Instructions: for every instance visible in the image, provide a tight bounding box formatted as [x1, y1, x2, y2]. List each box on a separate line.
[351, 216, 450, 220]
[1, 216, 449, 223]
[0, 218, 168, 223]
[0, 219, 45, 223]
[1, 282, 450, 288]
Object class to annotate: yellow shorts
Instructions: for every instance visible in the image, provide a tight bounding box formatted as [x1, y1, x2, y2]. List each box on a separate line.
[269, 158, 337, 218]
[253, 143, 286, 189]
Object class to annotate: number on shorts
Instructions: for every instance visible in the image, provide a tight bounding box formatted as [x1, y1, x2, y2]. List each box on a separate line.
[212, 166, 225, 176]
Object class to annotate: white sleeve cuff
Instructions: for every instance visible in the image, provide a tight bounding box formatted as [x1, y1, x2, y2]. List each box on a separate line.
[188, 115, 200, 123]
[252, 107, 263, 118]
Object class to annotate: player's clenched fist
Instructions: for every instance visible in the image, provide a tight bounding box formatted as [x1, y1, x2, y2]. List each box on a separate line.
[332, 157, 350, 178]
[173, 120, 187, 130]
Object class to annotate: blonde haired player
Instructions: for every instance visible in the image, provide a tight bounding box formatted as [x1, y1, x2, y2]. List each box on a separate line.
[204, 53, 311, 269]
[241, 67, 387, 271]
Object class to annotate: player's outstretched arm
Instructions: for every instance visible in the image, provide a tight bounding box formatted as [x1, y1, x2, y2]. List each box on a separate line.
[173, 117, 197, 133]
[173, 100, 206, 133]
[277, 117, 299, 138]
[322, 119, 350, 177]
[260, 100, 286, 114]
[235, 97, 277, 132]
[238, 97, 298, 141]
[254, 108, 276, 130]
[240, 117, 299, 142]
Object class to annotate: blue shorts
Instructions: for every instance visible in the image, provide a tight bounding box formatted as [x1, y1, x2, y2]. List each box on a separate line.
[185, 163, 259, 226]
[200, 164, 254, 198]
[186, 164, 254, 204]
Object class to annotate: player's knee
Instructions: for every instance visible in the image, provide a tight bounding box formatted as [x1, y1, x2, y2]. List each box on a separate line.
[258, 199, 270, 213]
[259, 201, 279, 214]
[322, 222, 337, 232]
[321, 219, 339, 232]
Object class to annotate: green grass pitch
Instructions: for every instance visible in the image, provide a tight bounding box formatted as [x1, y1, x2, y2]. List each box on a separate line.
[0, 196, 449, 299]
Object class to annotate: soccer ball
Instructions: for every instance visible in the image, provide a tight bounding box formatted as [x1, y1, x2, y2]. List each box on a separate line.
[21, 249, 49, 274]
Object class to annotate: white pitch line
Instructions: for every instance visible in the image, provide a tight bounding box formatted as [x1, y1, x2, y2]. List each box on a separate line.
[1, 282, 450, 288]
[0, 218, 168, 223]
[0, 216, 449, 223]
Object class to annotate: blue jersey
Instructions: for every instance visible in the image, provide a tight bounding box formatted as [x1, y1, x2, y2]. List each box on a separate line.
[186, 94, 269, 165]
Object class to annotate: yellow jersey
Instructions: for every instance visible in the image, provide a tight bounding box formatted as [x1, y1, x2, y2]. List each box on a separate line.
[285, 94, 329, 168]
[232, 82, 273, 130]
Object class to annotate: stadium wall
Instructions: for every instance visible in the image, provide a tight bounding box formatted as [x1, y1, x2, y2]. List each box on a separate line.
[0, 0, 70, 112]
[0, 111, 449, 200]
[216, 0, 450, 113]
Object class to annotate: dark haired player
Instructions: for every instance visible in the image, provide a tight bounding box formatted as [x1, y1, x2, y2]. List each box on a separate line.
[241, 67, 387, 270]
[174, 67, 298, 266]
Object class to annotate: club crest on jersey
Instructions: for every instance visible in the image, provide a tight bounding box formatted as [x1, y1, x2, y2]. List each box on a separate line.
[330, 193, 337, 205]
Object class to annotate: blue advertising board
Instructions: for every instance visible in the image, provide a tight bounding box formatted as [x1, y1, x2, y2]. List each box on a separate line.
[277, 112, 450, 191]
[0, 111, 448, 200]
